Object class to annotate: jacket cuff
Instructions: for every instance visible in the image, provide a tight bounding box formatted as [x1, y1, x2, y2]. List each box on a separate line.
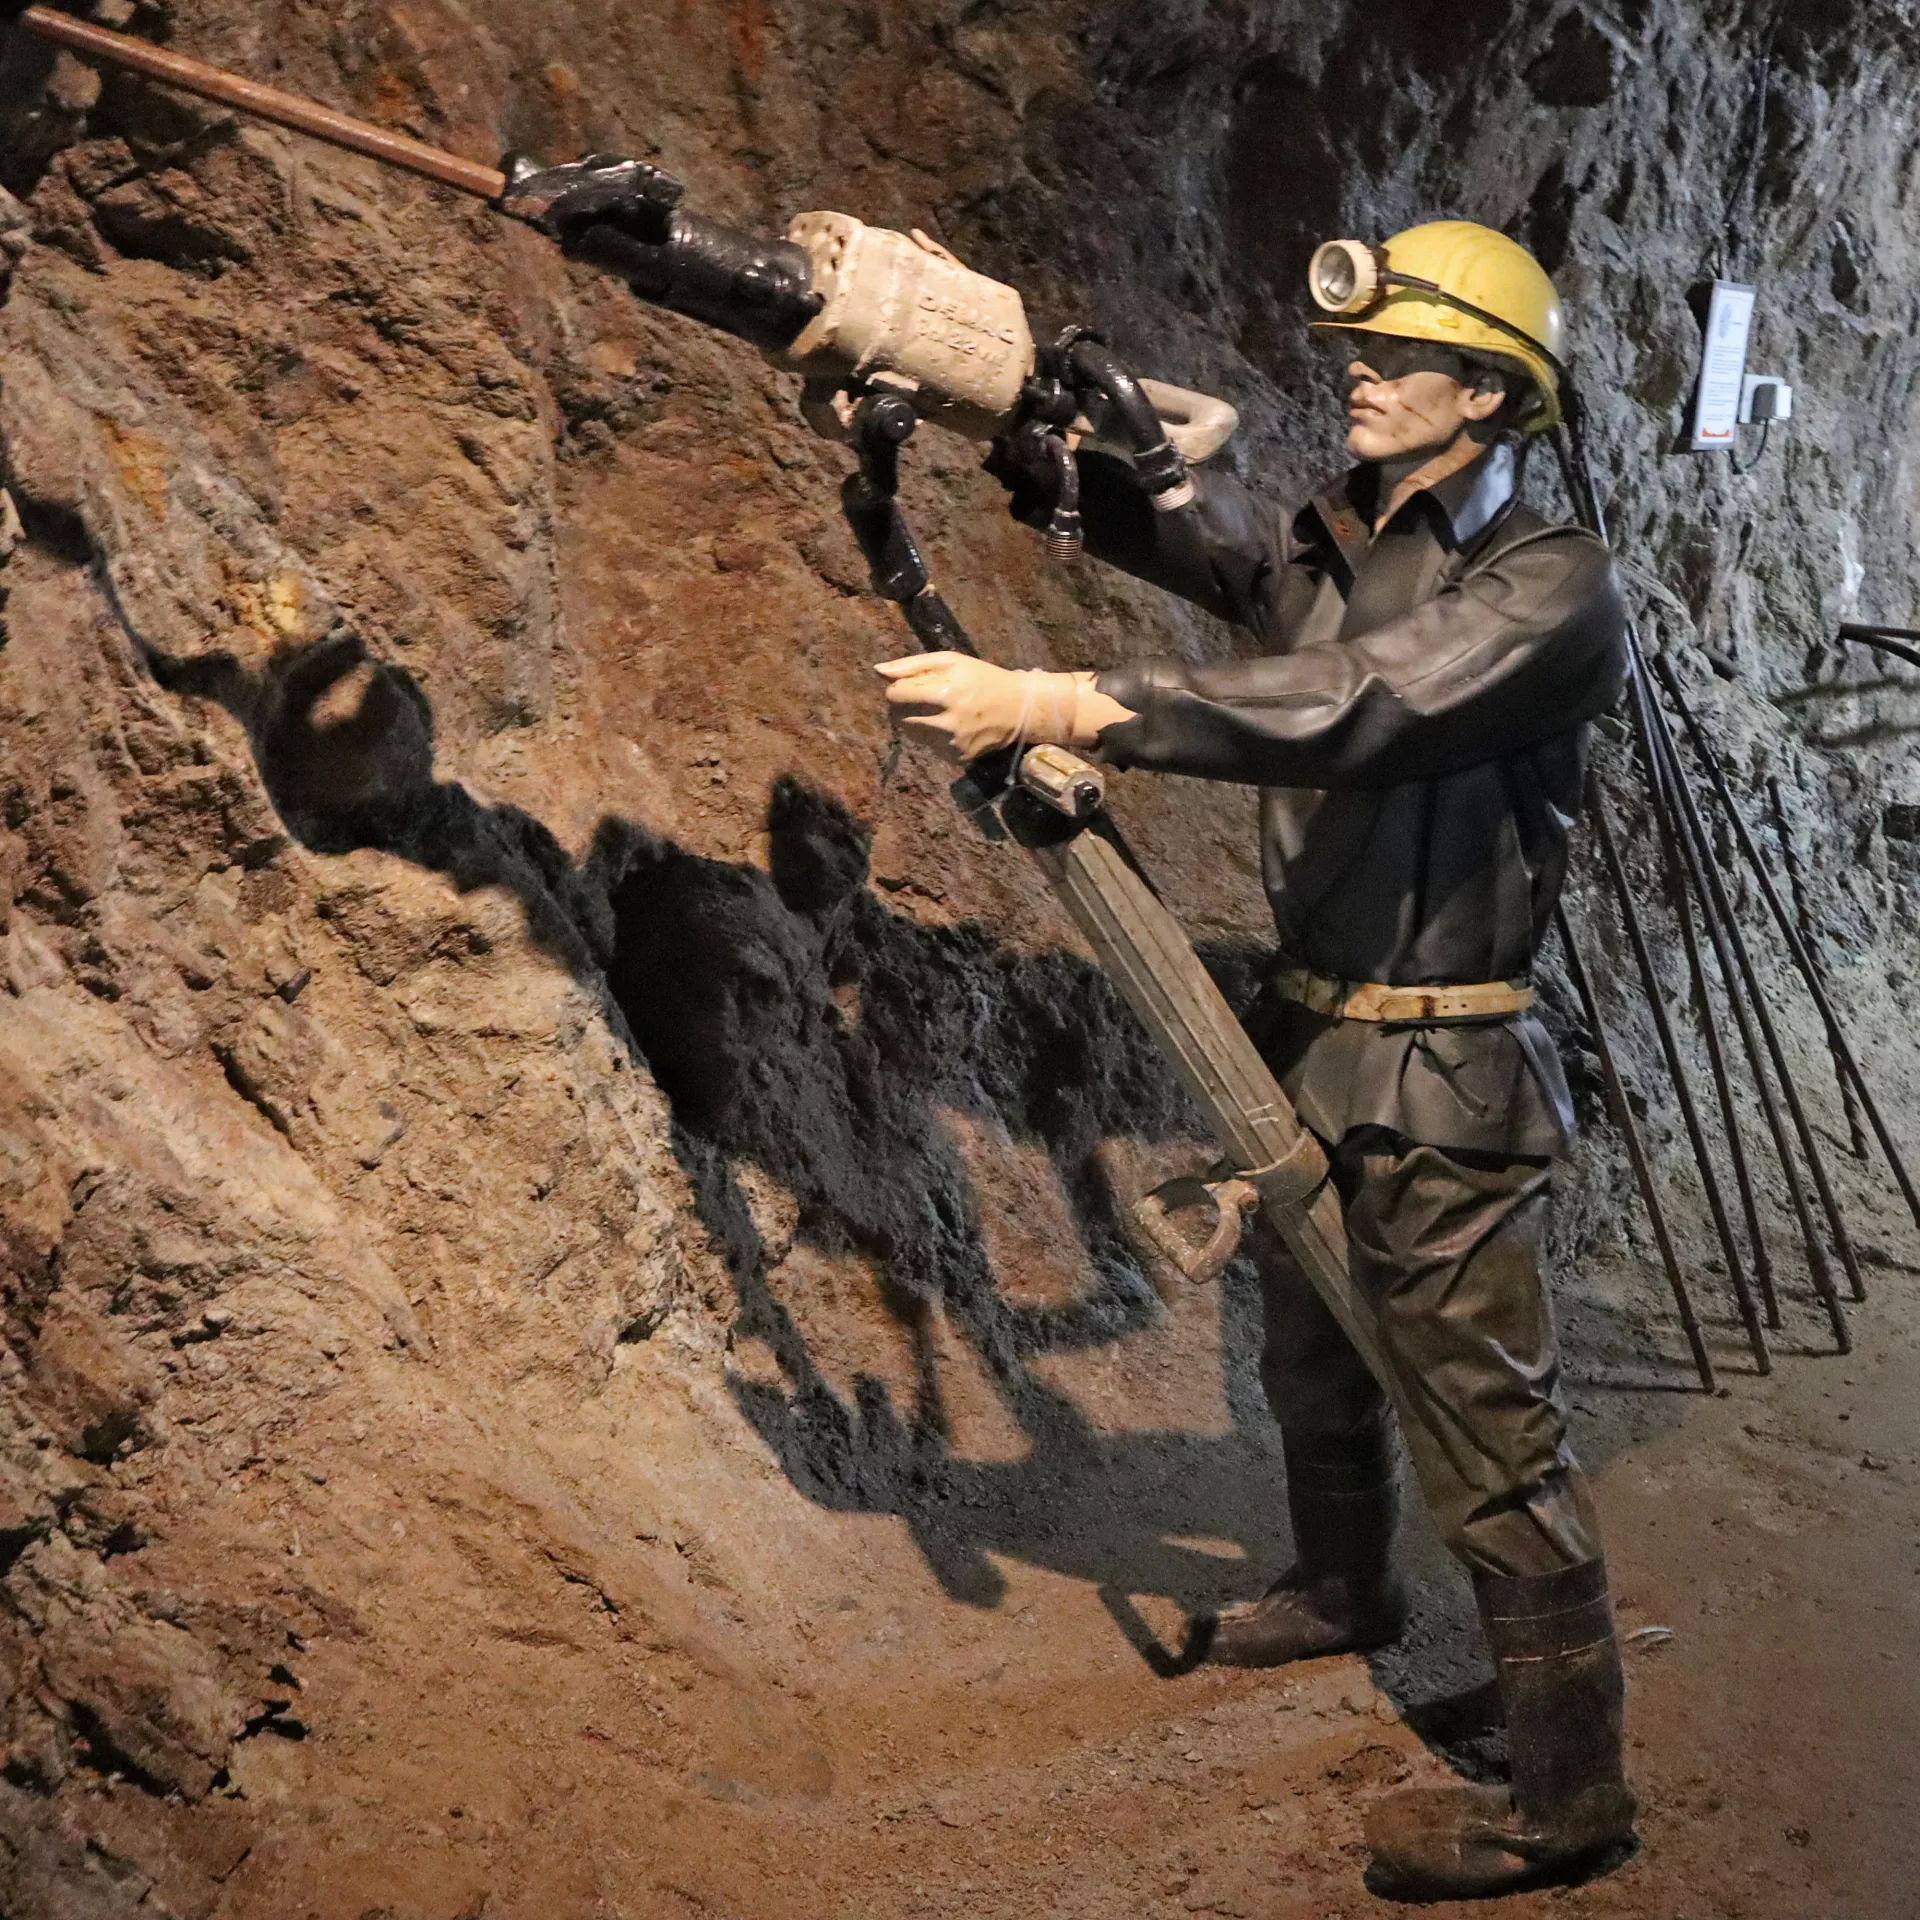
[1092, 662, 1183, 765]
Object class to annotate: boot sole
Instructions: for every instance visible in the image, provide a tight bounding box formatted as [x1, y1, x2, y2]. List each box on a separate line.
[1363, 1830, 1640, 1904]
[1189, 1611, 1405, 1669]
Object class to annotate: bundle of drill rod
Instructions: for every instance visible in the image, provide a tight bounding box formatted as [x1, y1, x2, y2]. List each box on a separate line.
[1552, 432, 1920, 1388]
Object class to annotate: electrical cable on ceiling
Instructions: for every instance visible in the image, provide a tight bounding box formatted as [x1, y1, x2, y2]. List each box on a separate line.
[1704, 9, 1785, 471]
[1718, 7, 1783, 284]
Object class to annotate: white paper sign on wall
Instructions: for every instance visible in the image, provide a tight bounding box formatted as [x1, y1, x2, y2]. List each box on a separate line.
[1691, 281, 1757, 452]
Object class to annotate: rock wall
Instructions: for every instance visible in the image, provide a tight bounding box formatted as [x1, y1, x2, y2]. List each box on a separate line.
[1, 0, 1917, 1910]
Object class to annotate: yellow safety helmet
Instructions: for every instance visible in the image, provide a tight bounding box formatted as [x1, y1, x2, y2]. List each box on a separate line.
[1308, 221, 1566, 432]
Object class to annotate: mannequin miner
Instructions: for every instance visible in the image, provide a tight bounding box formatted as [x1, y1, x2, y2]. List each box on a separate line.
[880, 222, 1636, 1901]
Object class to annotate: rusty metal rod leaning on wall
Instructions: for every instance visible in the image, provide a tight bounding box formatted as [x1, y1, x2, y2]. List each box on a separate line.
[1625, 701, 1777, 1359]
[1656, 652, 1918, 1255]
[1547, 421, 1748, 1374]
[1751, 650, 1920, 1222]
[1553, 905, 1715, 1390]
[1641, 666, 1851, 1338]
[1664, 642, 1920, 1238]
[1630, 667, 1794, 1331]
[1642, 665, 1858, 1339]
[1587, 782, 1766, 1373]
[1552, 416, 1867, 1335]
[1766, 774, 1871, 1161]
[1617, 671, 1778, 1356]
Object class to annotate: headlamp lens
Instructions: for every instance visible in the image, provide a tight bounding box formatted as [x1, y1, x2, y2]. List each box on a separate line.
[1309, 239, 1380, 315]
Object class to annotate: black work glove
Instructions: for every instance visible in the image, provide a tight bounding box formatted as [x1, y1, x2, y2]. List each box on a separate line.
[981, 420, 1056, 525]
[990, 404, 1096, 535]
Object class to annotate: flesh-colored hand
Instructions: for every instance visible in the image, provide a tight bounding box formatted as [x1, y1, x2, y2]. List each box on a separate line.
[876, 653, 1067, 761]
[875, 653, 1134, 761]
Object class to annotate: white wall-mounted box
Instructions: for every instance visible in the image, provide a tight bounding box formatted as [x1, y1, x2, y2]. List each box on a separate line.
[1691, 281, 1756, 452]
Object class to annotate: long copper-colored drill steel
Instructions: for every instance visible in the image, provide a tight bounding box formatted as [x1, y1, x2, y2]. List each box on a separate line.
[18, 5, 508, 201]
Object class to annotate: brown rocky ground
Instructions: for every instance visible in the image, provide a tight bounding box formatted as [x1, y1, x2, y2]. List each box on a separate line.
[3, 0, 1920, 1915]
[5, 1110, 1917, 1920]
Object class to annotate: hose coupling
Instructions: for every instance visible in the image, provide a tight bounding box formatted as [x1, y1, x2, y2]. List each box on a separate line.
[1045, 508, 1085, 560]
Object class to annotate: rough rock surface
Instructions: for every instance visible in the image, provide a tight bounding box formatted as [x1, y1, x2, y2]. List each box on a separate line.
[0, 2, 1917, 1916]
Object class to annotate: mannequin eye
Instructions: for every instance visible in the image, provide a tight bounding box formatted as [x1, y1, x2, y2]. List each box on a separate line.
[1355, 342, 1466, 384]
[1359, 344, 1418, 382]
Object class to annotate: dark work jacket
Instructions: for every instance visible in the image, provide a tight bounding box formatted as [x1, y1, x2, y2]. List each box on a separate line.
[1078, 442, 1629, 1157]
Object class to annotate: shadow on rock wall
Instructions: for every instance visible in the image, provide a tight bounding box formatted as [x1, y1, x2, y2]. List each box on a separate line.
[126, 601, 1680, 1742]
[129, 618, 1318, 1630]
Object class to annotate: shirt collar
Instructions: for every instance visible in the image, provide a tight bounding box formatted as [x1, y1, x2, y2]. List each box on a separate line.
[1426, 439, 1518, 546]
[1306, 441, 1519, 562]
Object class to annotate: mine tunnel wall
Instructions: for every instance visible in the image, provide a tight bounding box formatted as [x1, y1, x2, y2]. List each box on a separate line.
[1, 0, 1918, 1905]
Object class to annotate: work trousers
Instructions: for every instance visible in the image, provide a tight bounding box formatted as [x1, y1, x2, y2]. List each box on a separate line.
[1252, 1124, 1602, 1578]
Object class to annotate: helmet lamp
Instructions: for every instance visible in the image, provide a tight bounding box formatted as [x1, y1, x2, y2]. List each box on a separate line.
[1309, 239, 1385, 315]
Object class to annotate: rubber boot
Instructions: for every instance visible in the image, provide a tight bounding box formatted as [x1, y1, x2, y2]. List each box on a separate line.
[1364, 1558, 1638, 1900]
[1199, 1422, 1407, 1668]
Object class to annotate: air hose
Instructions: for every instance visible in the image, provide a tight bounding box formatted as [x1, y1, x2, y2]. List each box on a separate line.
[1062, 336, 1195, 511]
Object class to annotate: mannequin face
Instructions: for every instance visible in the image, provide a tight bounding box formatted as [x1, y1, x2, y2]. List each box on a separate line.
[1345, 350, 1505, 462]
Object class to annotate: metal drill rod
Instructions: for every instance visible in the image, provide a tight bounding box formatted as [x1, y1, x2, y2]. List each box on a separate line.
[17, 7, 509, 199]
[1766, 774, 1871, 1160]
[1551, 425, 1740, 1381]
[1625, 659, 1779, 1339]
[1837, 623, 1920, 672]
[1625, 677, 1773, 1366]
[1634, 670, 1814, 1331]
[1565, 391, 1861, 1319]
[1554, 415, 1867, 1342]
[1645, 678, 1851, 1339]
[1555, 903, 1716, 1391]
[1587, 781, 1764, 1369]
[1640, 666, 1856, 1343]
[1656, 651, 1920, 1243]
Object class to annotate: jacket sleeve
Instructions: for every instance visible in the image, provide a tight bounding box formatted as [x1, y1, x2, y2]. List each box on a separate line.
[1066, 452, 1296, 630]
[1092, 529, 1630, 789]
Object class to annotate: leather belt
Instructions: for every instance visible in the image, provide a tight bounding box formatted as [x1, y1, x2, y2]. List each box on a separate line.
[1273, 966, 1534, 1024]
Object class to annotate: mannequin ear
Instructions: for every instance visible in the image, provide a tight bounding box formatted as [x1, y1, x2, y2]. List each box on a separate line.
[1460, 379, 1509, 424]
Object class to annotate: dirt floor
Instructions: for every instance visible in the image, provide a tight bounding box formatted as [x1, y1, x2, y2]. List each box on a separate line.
[49, 1098, 1919, 1920]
